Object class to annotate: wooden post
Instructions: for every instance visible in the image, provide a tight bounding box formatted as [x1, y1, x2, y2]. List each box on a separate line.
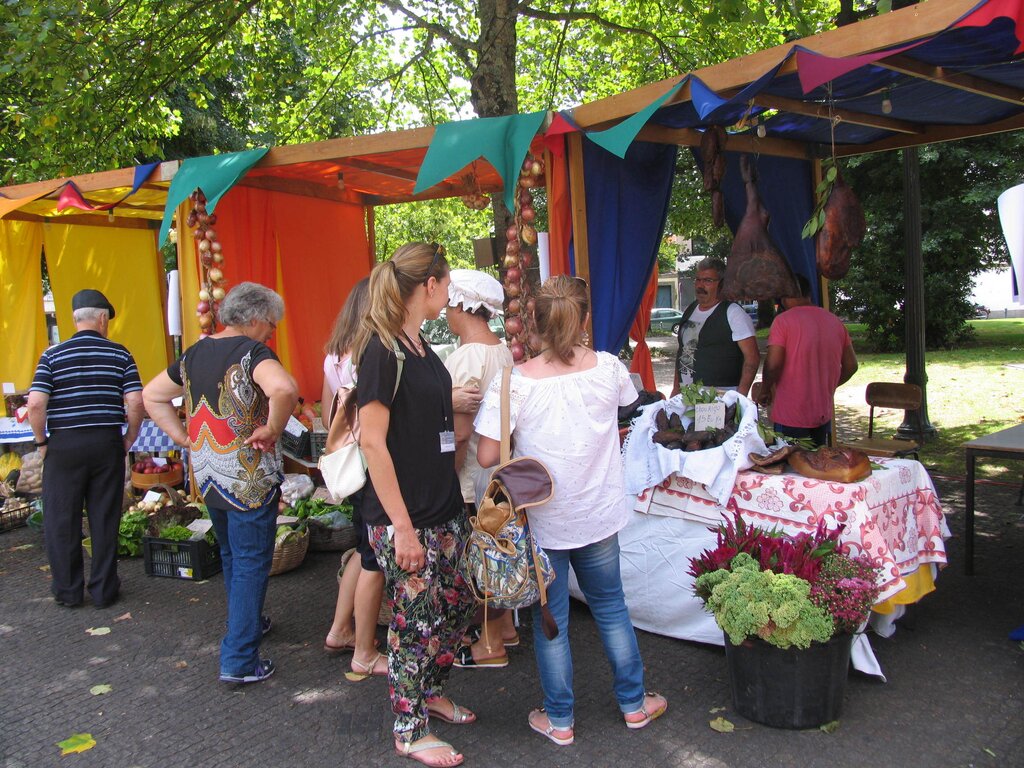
[899, 147, 937, 439]
[567, 132, 594, 346]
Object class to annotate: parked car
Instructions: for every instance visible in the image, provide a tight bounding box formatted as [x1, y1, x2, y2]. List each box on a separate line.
[649, 307, 685, 334]
[422, 309, 505, 362]
[973, 303, 990, 319]
[740, 302, 759, 324]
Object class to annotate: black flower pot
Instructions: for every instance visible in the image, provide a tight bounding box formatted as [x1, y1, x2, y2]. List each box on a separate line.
[723, 633, 853, 729]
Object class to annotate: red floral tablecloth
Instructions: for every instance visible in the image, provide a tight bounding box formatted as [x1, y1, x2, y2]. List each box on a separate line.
[633, 457, 949, 603]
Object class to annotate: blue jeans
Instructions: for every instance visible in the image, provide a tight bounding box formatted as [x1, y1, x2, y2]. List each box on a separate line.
[207, 496, 278, 676]
[531, 534, 645, 729]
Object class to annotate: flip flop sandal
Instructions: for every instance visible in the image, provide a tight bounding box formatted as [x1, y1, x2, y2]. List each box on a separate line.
[528, 708, 574, 746]
[344, 651, 387, 682]
[461, 627, 520, 648]
[428, 698, 477, 725]
[452, 645, 508, 669]
[395, 738, 464, 767]
[624, 692, 668, 730]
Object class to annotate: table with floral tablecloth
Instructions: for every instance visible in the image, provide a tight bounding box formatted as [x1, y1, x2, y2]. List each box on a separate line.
[569, 457, 949, 678]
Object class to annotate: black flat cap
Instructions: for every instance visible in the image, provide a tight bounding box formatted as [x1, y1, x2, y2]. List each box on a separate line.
[71, 289, 116, 319]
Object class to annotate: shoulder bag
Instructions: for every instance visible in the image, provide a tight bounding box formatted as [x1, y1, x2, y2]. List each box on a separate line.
[318, 337, 404, 500]
[462, 365, 559, 639]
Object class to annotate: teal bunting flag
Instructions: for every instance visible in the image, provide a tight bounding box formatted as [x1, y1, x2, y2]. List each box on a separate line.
[586, 80, 686, 158]
[158, 148, 269, 246]
[413, 111, 548, 211]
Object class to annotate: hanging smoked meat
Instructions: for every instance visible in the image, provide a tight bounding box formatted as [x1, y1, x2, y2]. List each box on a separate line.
[700, 126, 728, 228]
[816, 173, 865, 280]
[722, 155, 799, 302]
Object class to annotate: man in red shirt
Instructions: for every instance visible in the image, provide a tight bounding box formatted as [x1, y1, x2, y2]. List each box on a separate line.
[755, 275, 858, 447]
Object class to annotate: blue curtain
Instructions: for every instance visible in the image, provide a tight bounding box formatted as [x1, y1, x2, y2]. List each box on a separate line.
[575, 140, 678, 353]
[716, 151, 819, 304]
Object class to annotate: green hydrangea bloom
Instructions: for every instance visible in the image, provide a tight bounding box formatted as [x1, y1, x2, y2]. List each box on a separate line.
[700, 553, 833, 649]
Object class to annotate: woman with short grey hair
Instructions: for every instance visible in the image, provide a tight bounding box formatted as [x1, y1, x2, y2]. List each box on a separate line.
[143, 281, 298, 685]
[217, 282, 285, 328]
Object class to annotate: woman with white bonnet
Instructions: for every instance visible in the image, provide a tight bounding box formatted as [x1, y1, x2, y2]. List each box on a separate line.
[442, 269, 518, 668]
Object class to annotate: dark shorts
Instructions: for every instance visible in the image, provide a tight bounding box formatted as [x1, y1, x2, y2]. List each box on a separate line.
[349, 489, 379, 572]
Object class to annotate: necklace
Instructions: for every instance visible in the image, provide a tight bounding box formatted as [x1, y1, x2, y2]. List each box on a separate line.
[401, 329, 425, 356]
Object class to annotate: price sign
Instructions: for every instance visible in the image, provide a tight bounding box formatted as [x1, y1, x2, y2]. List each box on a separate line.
[694, 402, 726, 431]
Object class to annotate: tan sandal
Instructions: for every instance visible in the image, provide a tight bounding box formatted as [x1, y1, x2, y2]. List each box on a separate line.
[624, 692, 668, 730]
[528, 708, 574, 746]
[395, 737, 464, 767]
[344, 651, 387, 682]
[428, 696, 477, 724]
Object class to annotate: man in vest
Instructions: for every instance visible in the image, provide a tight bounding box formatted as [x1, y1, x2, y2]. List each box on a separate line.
[671, 257, 759, 397]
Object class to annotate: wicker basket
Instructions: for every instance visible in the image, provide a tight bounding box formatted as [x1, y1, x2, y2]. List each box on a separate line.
[0, 496, 33, 533]
[307, 517, 358, 552]
[339, 547, 393, 625]
[270, 528, 309, 576]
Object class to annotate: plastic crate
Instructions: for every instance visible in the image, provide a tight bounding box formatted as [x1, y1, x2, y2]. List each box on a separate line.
[310, 431, 328, 461]
[142, 536, 222, 581]
[281, 428, 310, 458]
[0, 497, 33, 533]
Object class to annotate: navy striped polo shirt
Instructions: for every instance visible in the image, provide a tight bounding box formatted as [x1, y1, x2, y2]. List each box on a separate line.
[30, 330, 142, 431]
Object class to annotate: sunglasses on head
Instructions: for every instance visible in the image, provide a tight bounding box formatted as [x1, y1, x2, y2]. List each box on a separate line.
[424, 242, 445, 285]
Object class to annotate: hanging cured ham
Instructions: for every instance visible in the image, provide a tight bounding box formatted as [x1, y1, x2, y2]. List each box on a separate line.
[816, 173, 865, 280]
[700, 126, 728, 228]
[722, 155, 799, 302]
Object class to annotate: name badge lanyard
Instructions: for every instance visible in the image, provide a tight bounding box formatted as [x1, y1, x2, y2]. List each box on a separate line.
[404, 331, 456, 453]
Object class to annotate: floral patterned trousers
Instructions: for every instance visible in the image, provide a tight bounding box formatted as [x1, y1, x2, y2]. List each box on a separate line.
[368, 516, 476, 742]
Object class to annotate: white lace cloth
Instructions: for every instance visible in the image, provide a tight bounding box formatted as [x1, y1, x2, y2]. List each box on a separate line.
[621, 391, 768, 506]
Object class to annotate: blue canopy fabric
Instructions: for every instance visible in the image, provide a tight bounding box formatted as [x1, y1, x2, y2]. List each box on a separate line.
[574, 140, 678, 354]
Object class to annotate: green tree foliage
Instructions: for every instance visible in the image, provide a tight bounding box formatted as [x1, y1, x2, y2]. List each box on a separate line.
[835, 135, 1022, 350]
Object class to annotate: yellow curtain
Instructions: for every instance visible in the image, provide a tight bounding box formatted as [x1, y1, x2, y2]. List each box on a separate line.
[0, 220, 47, 388]
[43, 224, 170, 384]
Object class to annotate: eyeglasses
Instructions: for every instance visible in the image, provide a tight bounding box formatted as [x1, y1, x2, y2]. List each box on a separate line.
[694, 277, 722, 285]
[424, 242, 445, 285]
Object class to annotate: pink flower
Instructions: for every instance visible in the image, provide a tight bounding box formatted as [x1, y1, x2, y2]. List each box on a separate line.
[396, 697, 413, 713]
[437, 651, 455, 667]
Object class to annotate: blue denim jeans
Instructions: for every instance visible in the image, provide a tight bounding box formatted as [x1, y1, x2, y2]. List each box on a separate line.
[531, 534, 645, 729]
[207, 496, 278, 677]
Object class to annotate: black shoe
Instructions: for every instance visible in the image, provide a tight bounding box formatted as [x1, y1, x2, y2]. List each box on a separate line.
[93, 593, 120, 609]
[55, 598, 83, 608]
[219, 658, 275, 684]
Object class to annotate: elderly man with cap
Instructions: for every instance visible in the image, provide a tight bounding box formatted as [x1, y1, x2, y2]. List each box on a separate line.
[440, 269, 519, 669]
[28, 289, 144, 609]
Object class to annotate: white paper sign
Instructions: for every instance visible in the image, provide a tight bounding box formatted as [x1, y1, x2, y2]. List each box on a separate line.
[276, 515, 299, 525]
[142, 490, 163, 504]
[694, 402, 726, 431]
[151, 457, 168, 467]
[186, 519, 213, 536]
[283, 415, 307, 437]
[2, 382, 14, 395]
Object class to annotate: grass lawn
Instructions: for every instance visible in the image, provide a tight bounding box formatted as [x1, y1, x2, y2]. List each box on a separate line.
[833, 319, 1024, 482]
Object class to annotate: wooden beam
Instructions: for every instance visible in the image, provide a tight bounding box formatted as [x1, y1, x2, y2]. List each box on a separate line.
[1, 211, 158, 229]
[566, 132, 594, 347]
[235, 174, 364, 204]
[570, 0, 979, 128]
[834, 111, 1024, 157]
[0, 168, 139, 199]
[747, 93, 923, 135]
[341, 157, 419, 182]
[635, 124, 814, 160]
[878, 54, 1024, 106]
[258, 126, 436, 168]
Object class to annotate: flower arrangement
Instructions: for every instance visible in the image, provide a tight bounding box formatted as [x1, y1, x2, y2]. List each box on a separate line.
[689, 513, 881, 649]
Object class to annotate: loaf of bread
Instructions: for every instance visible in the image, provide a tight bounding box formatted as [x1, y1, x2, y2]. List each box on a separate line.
[787, 447, 871, 484]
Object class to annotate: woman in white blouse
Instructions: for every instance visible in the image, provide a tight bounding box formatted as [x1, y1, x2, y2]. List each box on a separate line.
[475, 275, 667, 746]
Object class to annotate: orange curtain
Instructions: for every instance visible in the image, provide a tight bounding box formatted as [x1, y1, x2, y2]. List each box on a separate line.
[271, 194, 372, 403]
[546, 145, 572, 278]
[628, 265, 659, 391]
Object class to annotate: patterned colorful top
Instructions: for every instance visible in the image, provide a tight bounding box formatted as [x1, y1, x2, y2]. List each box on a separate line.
[167, 336, 283, 511]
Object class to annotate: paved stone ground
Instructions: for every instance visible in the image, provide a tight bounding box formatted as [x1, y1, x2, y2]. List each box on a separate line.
[2, 344, 1022, 768]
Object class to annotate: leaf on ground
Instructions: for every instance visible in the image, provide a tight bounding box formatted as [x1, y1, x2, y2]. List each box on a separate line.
[819, 720, 841, 733]
[709, 706, 726, 713]
[85, 627, 110, 636]
[113, 612, 132, 622]
[9, 543, 34, 551]
[710, 716, 735, 733]
[89, 684, 112, 696]
[38, 564, 50, 572]
[188, 597, 200, 603]
[174, 660, 188, 669]
[984, 748, 997, 757]
[57, 733, 95, 755]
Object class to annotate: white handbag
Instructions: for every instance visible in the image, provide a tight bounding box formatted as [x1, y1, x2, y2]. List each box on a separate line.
[318, 338, 404, 500]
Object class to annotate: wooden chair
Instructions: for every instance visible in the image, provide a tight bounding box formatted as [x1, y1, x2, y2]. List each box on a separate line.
[840, 382, 923, 459]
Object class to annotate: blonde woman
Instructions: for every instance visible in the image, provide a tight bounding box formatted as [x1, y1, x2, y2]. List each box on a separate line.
[475, 275, 667, 746]
[353, 243, 476, 767]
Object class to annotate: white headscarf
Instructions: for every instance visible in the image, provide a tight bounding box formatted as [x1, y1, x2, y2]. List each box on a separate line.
[447, 269, 504, 316]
